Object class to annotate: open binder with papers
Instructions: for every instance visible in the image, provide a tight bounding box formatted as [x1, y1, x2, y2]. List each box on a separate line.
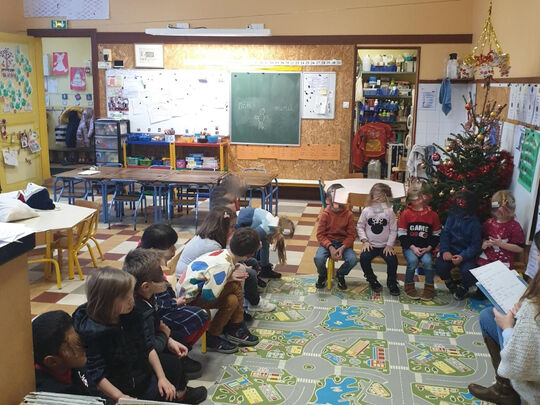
[470, 261, 528, 314]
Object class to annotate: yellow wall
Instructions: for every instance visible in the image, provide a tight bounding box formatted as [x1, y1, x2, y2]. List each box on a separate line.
[472, 0, 540, 78]
[0, 32, 49, 192]
[42, 37, 93, 145]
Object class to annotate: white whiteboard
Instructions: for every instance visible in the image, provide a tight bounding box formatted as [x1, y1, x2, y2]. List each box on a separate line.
[105, 69, 230, 134]
[302, 72, 336, 119]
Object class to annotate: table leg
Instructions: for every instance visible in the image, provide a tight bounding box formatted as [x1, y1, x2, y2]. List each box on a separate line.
[67, 227, 74, 279]
[100, 181, 108, 222]
[153, 184, 158, 223]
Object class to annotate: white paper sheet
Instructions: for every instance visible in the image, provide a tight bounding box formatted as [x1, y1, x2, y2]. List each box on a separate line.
[333, 188, 350, 204]
[470, 261, 527, 313]
[78, 170, 100, 175]
[0, 223, 33, 247]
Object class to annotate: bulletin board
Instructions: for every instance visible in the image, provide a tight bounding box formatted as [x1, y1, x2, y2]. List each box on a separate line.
[105, 69, 230, 134]
[302, 72, 336, 119]
[230, 72, 301, 146]
[0, 33, 47, 192]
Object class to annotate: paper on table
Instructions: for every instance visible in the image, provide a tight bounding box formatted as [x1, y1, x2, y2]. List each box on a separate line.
[0, 222, 33, 248]
[470, 261, 527, 313]
[333, 188, 350, 204]
[78, 170, 100, 175]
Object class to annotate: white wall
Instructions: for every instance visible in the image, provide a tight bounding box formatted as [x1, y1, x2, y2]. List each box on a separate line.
[414, 82, 474, 149]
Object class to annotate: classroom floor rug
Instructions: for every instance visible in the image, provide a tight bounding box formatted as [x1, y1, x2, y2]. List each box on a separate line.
[196, 275, 495, 405]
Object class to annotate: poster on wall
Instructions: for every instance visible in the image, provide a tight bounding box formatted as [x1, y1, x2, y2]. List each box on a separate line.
[52, 52, 68, 75]
[0, 45, 33, 113]
[517, 129, 540, 192]
[70, 67, 86, 90]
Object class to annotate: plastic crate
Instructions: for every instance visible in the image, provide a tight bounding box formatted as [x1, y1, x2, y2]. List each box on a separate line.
[138, 158, 152, 166]
[95, 135, 117, 150]
[126, 156, 139, 166]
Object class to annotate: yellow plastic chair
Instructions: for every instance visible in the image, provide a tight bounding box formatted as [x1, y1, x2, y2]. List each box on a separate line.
[28, 231, 63, 289]
[74, 200, 104, 264]
[55, 217, 91, 281]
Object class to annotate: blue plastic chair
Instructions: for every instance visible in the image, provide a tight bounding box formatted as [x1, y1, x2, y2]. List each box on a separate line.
[108, 179, 147, 230]
[166, 182, 206, 231]
[53, 176, 90, 204]
[147, 165, 172, 222]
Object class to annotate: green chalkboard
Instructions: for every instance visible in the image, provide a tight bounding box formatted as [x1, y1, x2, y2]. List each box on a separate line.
[230, 72, 301, 145]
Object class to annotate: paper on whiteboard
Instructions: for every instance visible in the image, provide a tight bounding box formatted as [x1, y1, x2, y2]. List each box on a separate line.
[470, 261, 527, 312]
[148, 103, 171, 124]
[302, 72, 336, 119]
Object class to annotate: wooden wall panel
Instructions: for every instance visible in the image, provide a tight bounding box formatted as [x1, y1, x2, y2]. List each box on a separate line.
[97, 43, 355, 180]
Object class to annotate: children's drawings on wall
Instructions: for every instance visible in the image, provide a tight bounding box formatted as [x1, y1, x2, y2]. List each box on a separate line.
[507, 83, 538, 126]
[518, 129, 540, 192]
[302, 72, 336, 119]
[105, 69, 230, 134]
[69, 67, 86, 91]
[52, 52, 68, 75]
[0, 45, 33, 113]
[2, 148, 18, 166]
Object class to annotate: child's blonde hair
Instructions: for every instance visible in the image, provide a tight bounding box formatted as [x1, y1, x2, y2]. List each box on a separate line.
[86, 267, 135, 324]
[367, 183, 393, 206]
[492, 190, 516, 220]
[269, 217, 296, 265]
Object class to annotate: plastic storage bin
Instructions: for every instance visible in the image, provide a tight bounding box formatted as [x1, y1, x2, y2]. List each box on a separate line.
[138, 158, 152, 166]
[95, 136, 118, 150]
[126, 156, 139, 166]
[95, 151, 119, 164]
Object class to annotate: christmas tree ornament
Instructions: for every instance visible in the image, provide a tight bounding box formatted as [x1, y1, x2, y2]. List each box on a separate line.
[450, 188, 456, 195]
[461, 186, 467, 191]
[431, 153, 441, 162]
[439, 191, 445, 197]
[462, 1, 511, 78]
[446, 145, 452, 152]
[420, 162, 426, 169]
[476, 134, 485, 142]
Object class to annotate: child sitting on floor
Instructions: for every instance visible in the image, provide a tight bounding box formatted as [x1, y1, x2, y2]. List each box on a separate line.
[32, 310, 90, 397]
[235, 207, 295, 279]
[477, 190, 524, 269]
[314, 183, 358, 290]
[435, 190, 482, 300]
[398, 190, 441, 300]
[74, 267, 178, 402]
[357, 183, 399, 295]
[123, 249, 207, 404]
[140, 224, 209, 379]
[180, 228, 261, 353]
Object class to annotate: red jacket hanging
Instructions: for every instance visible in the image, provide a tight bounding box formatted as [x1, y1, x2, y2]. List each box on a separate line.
[352, 122, 395, 169]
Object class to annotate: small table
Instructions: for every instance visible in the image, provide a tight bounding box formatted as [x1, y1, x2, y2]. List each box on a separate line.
[237, 172, 279, 215]
[325, 178, 406, 199]
[14, 203, 96, 279]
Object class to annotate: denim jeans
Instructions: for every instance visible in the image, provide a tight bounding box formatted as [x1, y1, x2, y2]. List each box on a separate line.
[314, 241, 357, 277]
[403, 248, 434, 284]
[435, 255, 477, 288]
[359, 247, 398, 284]
[479, 306, 503, 346]
[256, 238, 270, 267]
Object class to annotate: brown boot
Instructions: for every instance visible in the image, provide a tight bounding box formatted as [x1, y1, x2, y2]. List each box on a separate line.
[404, 283, 420, 299]
[421, 284, 435, 301]
[468, 337, 521, 405]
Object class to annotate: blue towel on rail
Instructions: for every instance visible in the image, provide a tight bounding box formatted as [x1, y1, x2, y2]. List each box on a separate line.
[439, 78, 452, 115]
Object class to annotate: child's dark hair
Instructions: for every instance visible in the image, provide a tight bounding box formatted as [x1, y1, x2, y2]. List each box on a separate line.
[420, 182, 434, 196]
[230, 227, 260, 257]
[123, 249, 165, 291]
[452, 189, 478, 215]
[197, 206, 237, 248]
[325, 183, 344, 201]
[210, 184, 236, 210]
[32, 310, 74, 366]
[141, 224, 178, 250]
[86, 267, 135, 324]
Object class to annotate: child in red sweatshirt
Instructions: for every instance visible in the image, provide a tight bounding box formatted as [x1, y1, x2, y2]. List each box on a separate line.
[314, 183, 358, 290]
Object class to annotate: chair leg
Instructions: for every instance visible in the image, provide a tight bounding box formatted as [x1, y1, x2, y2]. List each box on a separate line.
[90, 237, 104, 260]
[201, 331, 207, 354]
[327, 259, 334, 291]
[74, 254, 85, 280]
[57, 248, 63, 273]
[87, 243, 98, 267]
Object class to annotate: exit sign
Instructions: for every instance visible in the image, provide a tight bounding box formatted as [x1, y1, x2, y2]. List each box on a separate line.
[51, 19, 67, 29]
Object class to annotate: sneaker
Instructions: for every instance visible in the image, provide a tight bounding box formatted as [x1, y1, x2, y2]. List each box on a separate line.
[453, 285, 469, 301]
[177, 386, 208, 404]
[257, 277, 267, 288]
[444, 279, 458, 294]
[206, 334, 238, 354]
[337, 275, 347, 290]
[260, 264, 281, 278]
[225, 322, 259, 346]
[367, 278, 383, 292]
[420, 284, 435, 301]
[244, 311, 253, 322]
[182, 356, 202, 380]
[404, 282, 420, 299]
[247, 298, 276, 314]
[315, 275, 327, 289]
[387, 282, 401, 296]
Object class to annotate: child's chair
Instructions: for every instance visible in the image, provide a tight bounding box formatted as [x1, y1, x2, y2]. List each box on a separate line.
[54, 217, 91, 280]
[28, 231, 63, 289]
[74, 200, 104, 265]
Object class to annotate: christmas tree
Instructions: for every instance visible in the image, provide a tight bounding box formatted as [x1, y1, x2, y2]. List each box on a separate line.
[425, 80, 513, 221]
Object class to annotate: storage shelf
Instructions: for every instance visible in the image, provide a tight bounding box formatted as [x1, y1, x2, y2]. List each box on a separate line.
[126, 140, 170, 146]
[362, 71, 416, 75]
[362, 95, 412, 99]
[175, 142, 228, 147]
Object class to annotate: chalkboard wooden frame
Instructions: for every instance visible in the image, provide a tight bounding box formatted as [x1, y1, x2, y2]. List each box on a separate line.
[230, 72, 302, 146]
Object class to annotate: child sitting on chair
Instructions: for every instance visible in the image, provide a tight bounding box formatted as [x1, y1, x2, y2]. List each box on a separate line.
[435, 190, 482, 300]
[314, 183, 358, 290]
[357, 183, 400, 296]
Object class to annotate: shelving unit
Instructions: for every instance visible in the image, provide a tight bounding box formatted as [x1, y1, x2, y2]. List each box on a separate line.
[123, 139, 228, 171]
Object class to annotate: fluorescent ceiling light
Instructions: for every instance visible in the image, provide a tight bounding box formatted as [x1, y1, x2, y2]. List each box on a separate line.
[145, 27, 271, 37]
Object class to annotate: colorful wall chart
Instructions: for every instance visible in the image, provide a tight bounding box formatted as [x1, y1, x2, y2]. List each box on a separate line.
[518, 128, 540, 192]
[0, 45, 33, 113]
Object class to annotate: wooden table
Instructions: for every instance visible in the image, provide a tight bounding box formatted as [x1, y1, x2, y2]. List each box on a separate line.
[54, 167, 226, 223]
[236, 171, 279, 215]
[14, 203, 96, 279]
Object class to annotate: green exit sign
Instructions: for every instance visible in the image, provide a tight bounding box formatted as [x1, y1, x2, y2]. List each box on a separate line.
[51, 19, 67, 29]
